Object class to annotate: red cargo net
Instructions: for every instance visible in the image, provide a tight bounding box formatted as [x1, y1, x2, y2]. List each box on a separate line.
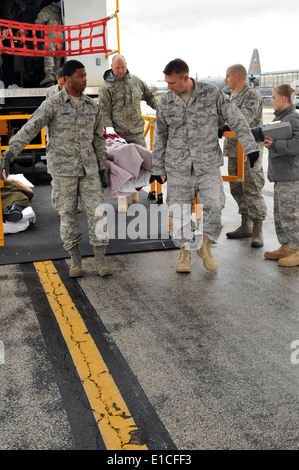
[0, 17, 112, 57]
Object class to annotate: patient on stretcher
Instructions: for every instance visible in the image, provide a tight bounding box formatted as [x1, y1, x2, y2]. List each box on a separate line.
[1, 170, 36, 234]
[103, 128, 152, 212]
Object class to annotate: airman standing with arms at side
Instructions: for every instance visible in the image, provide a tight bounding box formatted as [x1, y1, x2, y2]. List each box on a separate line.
[219, 64, 267, 247]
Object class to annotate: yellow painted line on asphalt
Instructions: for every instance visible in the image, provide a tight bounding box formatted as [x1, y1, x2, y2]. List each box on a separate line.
[34, 260, 147, 451]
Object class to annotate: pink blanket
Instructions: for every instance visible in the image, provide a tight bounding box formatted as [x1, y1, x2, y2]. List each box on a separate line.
[105, 140, 152, 197]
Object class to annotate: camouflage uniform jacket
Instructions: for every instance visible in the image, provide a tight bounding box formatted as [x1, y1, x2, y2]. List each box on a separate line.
[98, 70, 157, 137]
[152, 80, 258, 176]
[223, 84, 263, 158]
[7, 88, 108, 177]
[45, 83, 60, 98]
[35, 5, 62, 26]
[268, 104, 299, 182]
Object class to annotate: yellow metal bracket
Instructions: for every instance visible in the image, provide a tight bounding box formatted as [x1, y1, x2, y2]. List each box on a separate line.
[143, 116, 161, 200]
[143, 115, 156, 151]
[0, 114, 46, 151]
[105, 0, 120, 58]
[222, 130, 244, 183]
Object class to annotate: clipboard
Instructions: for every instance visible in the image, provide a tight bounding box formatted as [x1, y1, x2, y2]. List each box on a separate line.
[262, 121, 292, 140]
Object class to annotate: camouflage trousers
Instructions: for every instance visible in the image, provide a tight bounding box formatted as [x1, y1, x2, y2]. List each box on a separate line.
[44, 53, 61, 79]
[274, 181, 299, 249]
[44, 31, 64, 78]
[51, 173, 109, 251]
[167, 168, 226, 247]
[228, 157, 267, 220]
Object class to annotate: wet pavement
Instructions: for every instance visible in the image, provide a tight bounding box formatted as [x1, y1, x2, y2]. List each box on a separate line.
[0, 108, 298, 451]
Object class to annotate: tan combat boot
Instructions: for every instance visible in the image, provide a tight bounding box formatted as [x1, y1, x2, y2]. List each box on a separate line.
[264, 244, 295, 260]
[39, 74, 55, 86]
[68, 244, 83, 278]
[176, 247, 191, 273]
[130, 191, 139, 203]
[278, 249, 299, 267]
[226, 214, 252, 239]
[197, 235, 218, 272]
[251, 219, 263, 247]
[93, 245, 113, 277]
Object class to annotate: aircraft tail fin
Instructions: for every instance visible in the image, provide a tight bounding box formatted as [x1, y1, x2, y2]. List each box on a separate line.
[247, 49, 261, 87]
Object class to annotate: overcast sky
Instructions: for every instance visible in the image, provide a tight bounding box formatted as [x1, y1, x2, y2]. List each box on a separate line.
[106, 0, 299, 86]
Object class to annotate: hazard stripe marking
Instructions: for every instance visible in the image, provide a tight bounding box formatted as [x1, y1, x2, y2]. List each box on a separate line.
[34, 260, 147, 451]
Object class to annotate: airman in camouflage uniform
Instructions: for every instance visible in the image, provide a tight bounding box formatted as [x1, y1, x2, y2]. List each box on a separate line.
[98, 54, 158, 147]
[45, 67, 65, 98]
[221, 64, 267, 247]
[45, 67, 65, 143]
[35, 1, 64, 86]
[0, 60, 112, 277]
[151, 59, 259, 273]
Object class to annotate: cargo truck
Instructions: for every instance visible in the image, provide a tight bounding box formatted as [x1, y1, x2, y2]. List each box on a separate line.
[0, 0, 119, 169]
